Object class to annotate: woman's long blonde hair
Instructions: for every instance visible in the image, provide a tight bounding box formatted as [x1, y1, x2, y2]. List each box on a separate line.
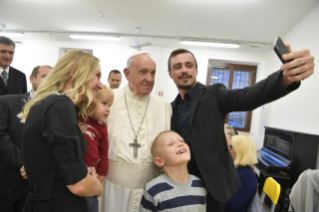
[18, 49, 100, 122]
[232, 135, 258, 167]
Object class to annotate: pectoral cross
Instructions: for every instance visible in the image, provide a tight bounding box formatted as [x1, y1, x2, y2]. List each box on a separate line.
[129, 138, 141, 157]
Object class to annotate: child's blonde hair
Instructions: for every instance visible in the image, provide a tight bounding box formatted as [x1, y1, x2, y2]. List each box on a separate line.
[86, 83, 114, 117]
[232, 135, 258, 167]
[79, 84, 114, 134]
[18, 50, 100, 122]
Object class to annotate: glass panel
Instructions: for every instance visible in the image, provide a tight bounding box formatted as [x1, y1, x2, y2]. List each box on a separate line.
[228, 111, 247, 128]
[231, 68, 251, 89]
[229, 68, 252, 128]
[210, 67, 230, 88]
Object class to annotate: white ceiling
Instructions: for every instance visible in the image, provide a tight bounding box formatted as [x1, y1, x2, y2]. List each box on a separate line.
[1, 0, 319, 52]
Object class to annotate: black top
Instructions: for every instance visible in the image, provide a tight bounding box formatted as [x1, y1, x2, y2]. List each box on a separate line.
[175, 83, 198, 145]
[22, 95, 88, 212]
[175, 83, 201, 178]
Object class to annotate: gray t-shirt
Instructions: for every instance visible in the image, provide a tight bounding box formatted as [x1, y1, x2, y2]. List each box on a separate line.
[139, 174, 207, 212]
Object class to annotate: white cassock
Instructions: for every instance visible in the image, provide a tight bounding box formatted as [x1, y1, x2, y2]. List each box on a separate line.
[101, 85, 171, 212]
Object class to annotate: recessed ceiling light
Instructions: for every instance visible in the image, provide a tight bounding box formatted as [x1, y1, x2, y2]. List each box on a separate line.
[181, 41, 240, 48]
[70, 35, 119, 41]
[1, 32, 25, 37]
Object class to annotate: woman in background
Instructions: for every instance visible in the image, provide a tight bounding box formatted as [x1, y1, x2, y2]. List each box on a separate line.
[19, 50, 103, 212]
[225, 135, 258, 212]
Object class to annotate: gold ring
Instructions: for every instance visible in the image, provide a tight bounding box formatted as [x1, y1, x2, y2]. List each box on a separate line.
[304, 65, 308, 71]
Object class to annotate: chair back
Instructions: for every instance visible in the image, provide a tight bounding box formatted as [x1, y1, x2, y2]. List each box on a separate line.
[260, 177, 281, 212]
[263, 177, 281, 204]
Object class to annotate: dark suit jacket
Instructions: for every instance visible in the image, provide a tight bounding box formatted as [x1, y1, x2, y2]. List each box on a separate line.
[171, 71, 299, 203]
[0, 93, 30, 203]
[0, 66, 27, 96]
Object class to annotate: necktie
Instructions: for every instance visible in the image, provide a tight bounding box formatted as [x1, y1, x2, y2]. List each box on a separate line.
[1, 71, 8, 87]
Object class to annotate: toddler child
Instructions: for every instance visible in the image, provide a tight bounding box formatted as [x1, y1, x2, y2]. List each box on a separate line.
[79, 84, 114, 212]
[140, 130, 207, 212]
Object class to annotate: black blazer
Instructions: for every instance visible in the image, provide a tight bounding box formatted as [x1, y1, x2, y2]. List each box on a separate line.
[171, 71, 299, 203]
[0, 66, 27, 96]
[0, 93, 30, 201]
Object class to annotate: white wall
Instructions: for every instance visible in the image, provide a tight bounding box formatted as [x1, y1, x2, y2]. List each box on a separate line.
[258, 5, 319, 167]
[10, 40, 162, 91]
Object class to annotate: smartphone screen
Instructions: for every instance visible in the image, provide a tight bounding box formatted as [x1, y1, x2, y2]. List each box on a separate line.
[273, 37, 292, 64]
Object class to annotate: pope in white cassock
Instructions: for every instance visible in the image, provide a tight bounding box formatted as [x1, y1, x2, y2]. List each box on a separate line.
[102, 52, 172, 212]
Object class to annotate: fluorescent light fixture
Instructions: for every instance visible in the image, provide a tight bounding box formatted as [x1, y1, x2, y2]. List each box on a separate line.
[181, 41, 239, 48]
[70, 35, 119, 41]
[250, 43, 265, 48]
[211, 76, 219, 79]
[40, 32, 52, 36]
[1, 32, 24, 37]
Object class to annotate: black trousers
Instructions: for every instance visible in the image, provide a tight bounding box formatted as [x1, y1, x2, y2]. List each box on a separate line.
[207, 192, 226, 212]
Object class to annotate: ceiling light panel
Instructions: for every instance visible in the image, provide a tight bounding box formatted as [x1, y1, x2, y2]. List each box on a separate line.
[1, 32, 25, 37]
[181, 41, 240, 48]
[70, 35, 120, 41]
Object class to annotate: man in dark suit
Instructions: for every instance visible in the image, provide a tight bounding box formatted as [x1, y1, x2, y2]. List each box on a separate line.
[0, 65, 52, 212]
[0, 36, 27, 96]
[167, 45, 314, 211]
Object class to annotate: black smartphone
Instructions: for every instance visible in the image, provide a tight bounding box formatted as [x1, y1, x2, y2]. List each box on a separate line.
[273, 37, 292, 64]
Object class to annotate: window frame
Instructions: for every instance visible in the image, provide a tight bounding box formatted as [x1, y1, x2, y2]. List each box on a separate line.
[206, 61, 257, 132]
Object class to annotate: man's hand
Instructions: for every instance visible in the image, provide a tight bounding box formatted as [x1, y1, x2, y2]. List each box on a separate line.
[97, 175, 105, 184]
[20, 165, 27, 179]
[280, 42, 315, 88]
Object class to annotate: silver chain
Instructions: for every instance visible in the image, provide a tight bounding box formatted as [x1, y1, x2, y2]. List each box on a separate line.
[124, 87, 150, 141]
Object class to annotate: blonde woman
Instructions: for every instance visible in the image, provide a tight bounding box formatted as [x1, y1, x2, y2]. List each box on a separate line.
[19, 50, 103, 212]
[225, 135, 258, 212]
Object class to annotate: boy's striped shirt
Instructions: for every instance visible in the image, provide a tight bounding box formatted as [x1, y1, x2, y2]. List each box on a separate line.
[140, 174, 207, 212]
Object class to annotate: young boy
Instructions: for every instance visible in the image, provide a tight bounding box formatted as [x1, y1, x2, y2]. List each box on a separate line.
[79, 84, 114, 212]
[140, 130, 207, 212]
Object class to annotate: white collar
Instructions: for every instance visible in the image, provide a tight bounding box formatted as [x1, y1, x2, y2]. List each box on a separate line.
[125, 84, 149, 101]
[30, 91, 34, 99]
[0, 66, 10, 76]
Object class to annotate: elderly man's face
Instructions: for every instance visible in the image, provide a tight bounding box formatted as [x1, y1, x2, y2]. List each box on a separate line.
[0, 44, 14, 69]
[125, 54, 156, 97]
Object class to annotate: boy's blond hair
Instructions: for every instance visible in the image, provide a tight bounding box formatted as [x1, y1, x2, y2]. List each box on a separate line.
[232, 135, 258, 167]
[151, 130, 175, 158]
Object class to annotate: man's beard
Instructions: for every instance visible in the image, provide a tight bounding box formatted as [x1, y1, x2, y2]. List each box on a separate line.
[177, 74, 196, 90]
